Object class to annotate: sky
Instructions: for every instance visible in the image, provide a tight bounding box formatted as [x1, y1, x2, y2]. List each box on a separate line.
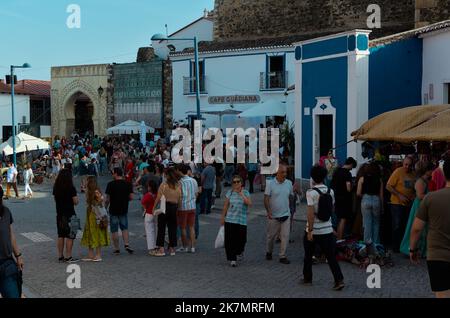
[0, 0, 214, 80]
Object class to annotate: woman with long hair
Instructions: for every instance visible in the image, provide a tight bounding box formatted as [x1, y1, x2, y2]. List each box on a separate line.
[400, 161, 434, 257]
[53, 169, 79, 263]
[152, 167, 181, 257]
[81, 176, 110, 262]
[357, 162, 384, 256]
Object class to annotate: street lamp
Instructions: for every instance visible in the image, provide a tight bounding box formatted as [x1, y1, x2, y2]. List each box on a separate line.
[151, 33, 201, 121]
[10, 63, 31, 167]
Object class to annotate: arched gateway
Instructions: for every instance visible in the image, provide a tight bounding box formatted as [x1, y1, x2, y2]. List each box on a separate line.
[51, 64, 110, 138]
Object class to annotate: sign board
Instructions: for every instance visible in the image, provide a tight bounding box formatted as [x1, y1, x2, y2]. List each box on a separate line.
[208, 95, 261, 104]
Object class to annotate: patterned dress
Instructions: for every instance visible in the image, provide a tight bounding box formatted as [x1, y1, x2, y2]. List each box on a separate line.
[81, 200, 110, 249]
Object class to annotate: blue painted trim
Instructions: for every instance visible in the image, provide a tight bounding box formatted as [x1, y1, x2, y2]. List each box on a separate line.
[303, 36, 348, 60]
[295, 46, 302, 60]
[266, 54, 269, 90]
[357, 35, 369, 51]
[348, 35, 356, 51]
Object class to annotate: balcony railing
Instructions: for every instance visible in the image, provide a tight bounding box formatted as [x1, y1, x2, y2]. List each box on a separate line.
[260, 71, 288, 90]
[183, 76, 207, 95]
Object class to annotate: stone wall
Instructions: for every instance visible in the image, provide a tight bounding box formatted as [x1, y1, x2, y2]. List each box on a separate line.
[416, 0, 450, 27]
[213, 0, 450, 41]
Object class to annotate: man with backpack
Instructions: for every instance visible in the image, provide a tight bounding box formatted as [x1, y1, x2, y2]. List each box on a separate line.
[302, 165, 345, 291]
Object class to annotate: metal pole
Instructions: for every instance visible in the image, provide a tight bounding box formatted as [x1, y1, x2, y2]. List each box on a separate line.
[194, 37, 201, 120]
[10, 66, 16, 167]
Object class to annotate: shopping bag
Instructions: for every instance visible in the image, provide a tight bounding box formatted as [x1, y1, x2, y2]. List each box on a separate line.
[215, 226, 225, 249]
[154, 195, 166, 216]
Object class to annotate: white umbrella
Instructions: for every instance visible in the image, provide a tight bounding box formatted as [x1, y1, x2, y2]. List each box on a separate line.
[107, 120, 155, 135]
[0, 132, 50, 156]
[238, 100, 287, 118]
[186, 105, 246, 129]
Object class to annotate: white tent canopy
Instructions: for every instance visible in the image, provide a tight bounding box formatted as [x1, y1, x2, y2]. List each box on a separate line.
[0, 132, 50, 156]
[186, 105, 247, 129]
[107, 120, 155, 135]
[238, 100, 287, 118]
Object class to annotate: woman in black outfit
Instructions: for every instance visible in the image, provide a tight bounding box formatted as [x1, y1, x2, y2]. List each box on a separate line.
[53, 169, 80, 263]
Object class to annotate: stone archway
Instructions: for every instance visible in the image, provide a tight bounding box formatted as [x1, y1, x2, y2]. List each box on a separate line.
[64, 91, 95, 137]
[51, 64, 110, 138]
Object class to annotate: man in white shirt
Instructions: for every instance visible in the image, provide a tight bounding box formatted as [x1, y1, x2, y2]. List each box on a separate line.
[5, 162, 19, 199]
[302, 165, 344, 291]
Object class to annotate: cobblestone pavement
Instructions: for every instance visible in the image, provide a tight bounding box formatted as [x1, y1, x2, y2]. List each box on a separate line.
[4, 176, 432, 298]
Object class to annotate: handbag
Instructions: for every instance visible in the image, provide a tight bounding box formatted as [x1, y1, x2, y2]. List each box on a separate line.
[68, 215, 81, 239]
[154, 184, 167, 216]
[154, 194, 166, 216]
[99, 216, 109, 230]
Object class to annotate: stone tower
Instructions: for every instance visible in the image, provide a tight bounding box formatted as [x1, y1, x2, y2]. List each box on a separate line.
[213, 0, 450, 41]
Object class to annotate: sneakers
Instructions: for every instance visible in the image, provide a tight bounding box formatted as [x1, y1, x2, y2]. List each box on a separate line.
[301, 279, 313, 286]
[279, 258, 291, 265]
[332, 281, 345, 291]
[113, 250, 120, 256]
[154, 250, 166, 257]
[58, 256, 65, 263]
[125, 245, 134, 254]
[64, 257, 80, 264]
[230, 261, 237, 267]
[265, 253, 273, 261]
[176, 247, 188, 253]
[190, 247, 196, 254]
[237, 254, 244, 261]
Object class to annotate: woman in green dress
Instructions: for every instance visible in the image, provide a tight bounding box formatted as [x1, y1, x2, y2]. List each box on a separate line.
[81, 176, 110, 262]
[400, 161, 434, 258]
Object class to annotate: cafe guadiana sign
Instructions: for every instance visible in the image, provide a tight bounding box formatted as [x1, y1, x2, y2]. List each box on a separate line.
[208, 95, 261, 104]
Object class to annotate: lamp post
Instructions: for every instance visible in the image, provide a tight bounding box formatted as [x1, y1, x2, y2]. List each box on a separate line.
[10, 63, 31, 167]
[151, 34, 201, 121]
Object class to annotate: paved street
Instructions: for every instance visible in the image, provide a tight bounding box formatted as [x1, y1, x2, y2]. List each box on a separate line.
[4, 176, 432, 298]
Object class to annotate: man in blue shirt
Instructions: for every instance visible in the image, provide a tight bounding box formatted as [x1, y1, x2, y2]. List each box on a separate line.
[264, 163, 295, 264]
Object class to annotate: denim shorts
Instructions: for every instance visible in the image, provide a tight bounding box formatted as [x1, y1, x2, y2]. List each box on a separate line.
[109, 214, 128, 233]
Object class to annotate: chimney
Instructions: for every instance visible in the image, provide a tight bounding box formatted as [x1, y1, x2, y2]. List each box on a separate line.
[204, 9, 209, 18]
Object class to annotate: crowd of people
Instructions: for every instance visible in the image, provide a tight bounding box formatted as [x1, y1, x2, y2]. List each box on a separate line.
[1, 130, 450, 298]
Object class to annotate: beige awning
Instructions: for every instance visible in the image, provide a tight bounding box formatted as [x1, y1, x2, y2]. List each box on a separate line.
[352, 105, 450, 143]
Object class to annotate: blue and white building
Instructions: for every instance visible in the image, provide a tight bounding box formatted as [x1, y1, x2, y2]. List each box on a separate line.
[170, 42, 296, 129]
[294, 20, 450, 181]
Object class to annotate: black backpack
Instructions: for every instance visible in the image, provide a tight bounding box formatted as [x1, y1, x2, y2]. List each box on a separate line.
[313, 187, 333, 222]
[88, 163, 96, 176]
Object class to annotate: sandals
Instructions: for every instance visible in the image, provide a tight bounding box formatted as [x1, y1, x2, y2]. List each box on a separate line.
[125, 245, 134, 254]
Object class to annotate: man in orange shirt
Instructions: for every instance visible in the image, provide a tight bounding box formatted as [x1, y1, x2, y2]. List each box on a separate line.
[387, 157, 416, 253]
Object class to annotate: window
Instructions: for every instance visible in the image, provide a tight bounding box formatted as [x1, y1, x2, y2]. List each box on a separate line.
[260, 55, 287, 90]
[190, 60, 206, 93]
[446, 83, 450, 104]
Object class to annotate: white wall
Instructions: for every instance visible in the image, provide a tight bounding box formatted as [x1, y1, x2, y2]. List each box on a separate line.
[422, 30, 450, 105]
[153, 18, 214, 59]
[0, 94, 30, 141]
[172, 49, 296, 130]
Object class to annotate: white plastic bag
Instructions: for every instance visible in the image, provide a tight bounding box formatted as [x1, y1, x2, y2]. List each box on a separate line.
[154, 195, 166, 216]
[215, 226, 225, 249]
